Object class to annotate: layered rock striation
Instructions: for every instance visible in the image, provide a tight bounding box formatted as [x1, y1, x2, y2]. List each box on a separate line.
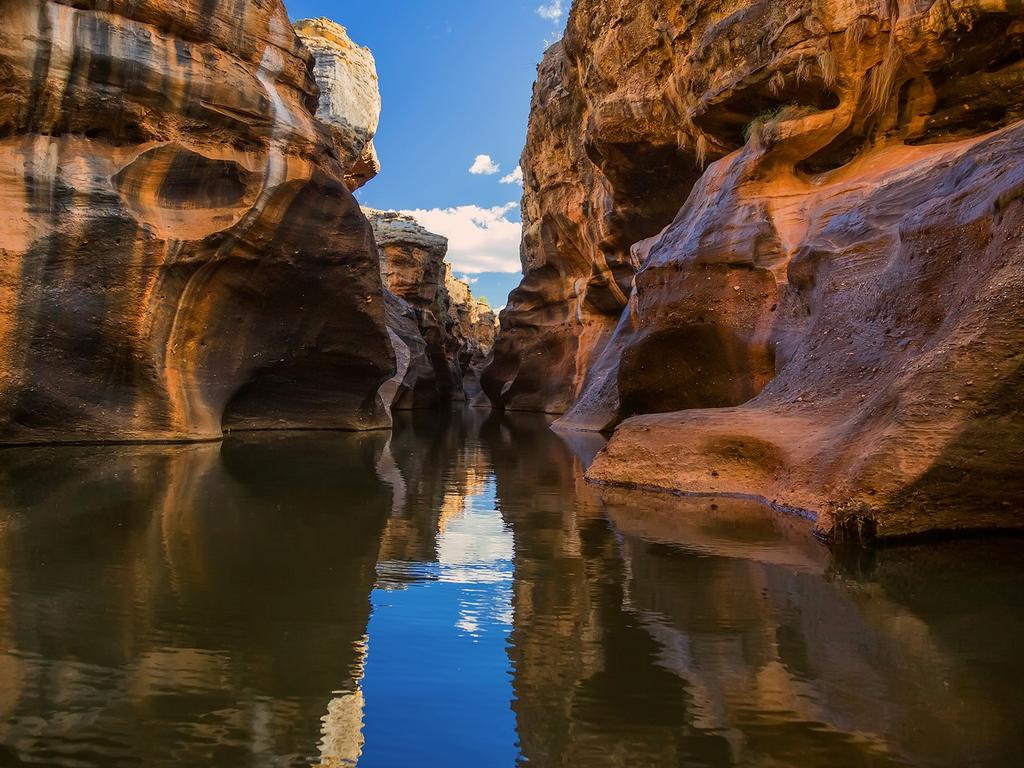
[487, 0, 1024, 539]
[369, 211, 498, 409]
[0, 1, 399, 444]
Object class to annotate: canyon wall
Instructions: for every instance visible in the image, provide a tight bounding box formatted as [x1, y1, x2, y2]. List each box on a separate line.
[487, 0, 1024, 539]
[370, 211, 498, 409]
[482, 22, 702, 414]
[0, 1, 399, 443]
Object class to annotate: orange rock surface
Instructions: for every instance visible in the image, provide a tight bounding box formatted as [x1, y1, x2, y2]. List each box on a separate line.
[0, 0, 396, 443]
[487, 0, 1024, 539]
[484, 18, 701, 413]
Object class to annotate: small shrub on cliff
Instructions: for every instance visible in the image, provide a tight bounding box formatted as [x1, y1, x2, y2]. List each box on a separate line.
[743, 104, 821, 147]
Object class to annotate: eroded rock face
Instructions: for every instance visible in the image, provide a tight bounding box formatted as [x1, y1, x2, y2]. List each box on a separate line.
[369, 211, 498, 407]
[370, 211, 459, 405]
[491, 0, 1024, 538]
[0, 0, 395, 443]
[444, 264, 498, 401]
[483, 0, 723, 414]
[293, 18, 381, 190]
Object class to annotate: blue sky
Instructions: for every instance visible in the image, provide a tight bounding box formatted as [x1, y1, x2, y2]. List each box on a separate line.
[285, 0, 569, 306]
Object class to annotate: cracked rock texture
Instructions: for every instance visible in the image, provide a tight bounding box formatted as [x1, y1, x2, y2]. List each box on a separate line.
[487, 0, 1024, 539]
[0, 0, 396, 443]
[369, 211, 498, 409]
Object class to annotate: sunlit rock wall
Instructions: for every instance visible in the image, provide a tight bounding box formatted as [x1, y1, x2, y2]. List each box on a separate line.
[487, 0, 1024, 538]
[482, 0, 719, 413]
[0, 0, 396, 443]
[369, 211, 499, 408]
[294, 17, 381, 190]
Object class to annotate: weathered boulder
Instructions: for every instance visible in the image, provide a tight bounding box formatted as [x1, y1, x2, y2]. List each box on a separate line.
[0, 0, 395, 444]
[293, 17, 381, 190]
[588, 123, 1024, 541]
[490, 0, 1024, 538]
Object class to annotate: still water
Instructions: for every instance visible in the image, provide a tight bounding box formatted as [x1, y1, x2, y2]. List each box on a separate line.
[0, 410, 1021, 767]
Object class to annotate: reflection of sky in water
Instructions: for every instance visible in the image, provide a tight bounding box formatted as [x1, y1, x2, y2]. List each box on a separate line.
[358, 480, 518, 767]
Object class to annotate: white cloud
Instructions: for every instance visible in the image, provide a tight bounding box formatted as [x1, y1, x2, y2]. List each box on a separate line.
[399, 203, 522, 274]
[536, 1, 564, 22]
[500, 165, 524, 185]
[469, 154, 500, 175]
[458, 274, 480, 285]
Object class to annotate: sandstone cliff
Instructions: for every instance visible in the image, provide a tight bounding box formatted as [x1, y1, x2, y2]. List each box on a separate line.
[369, 211, 498, 408]
[294, 18, 381, 191]
[487, 0, 1024, 539]
[0, 1, 398, 443]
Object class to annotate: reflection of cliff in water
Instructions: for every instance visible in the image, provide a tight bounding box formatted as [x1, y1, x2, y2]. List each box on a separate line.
[0, 434, 393, 767]
[608, 495, 1023, 767]
[0, 412, 1020, 767]
[373, 410, 493, 585]
[482, 418, 1024, 768]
